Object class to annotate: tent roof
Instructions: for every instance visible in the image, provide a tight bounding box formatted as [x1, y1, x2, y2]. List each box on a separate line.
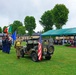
[42, 28, 76, 36]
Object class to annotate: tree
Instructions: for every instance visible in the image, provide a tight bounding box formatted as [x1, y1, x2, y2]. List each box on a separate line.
[24, 16, 36, 36]
[17, 26, 26, 35]
[12, 20, 23, 34]
[52, 4, 69, 29]
[39, 10, 53, 32]
[0, 27, 2, 33]
[3, 26, 7, 33]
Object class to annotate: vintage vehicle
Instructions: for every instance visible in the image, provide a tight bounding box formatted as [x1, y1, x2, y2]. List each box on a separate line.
[20, 38, 54, 62]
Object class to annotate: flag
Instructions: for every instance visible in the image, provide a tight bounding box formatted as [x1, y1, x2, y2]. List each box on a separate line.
[4, 27, 8, 33]
[8, 25, 12, 33]
[38, 35, 42, 61]
[11, 31, 16, 40]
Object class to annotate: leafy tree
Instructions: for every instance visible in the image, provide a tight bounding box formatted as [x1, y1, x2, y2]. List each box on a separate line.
[3, 26, 7, 33]
[17, 26, 26, 35]
[0, 27, 2, 33]
[12, 20, 23, 34]
[39, 10, 53, 32]
[52, 4, 69, 29]
[24, 16, 36, 36]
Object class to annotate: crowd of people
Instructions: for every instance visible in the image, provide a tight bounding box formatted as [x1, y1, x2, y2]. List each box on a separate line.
[2, 35, 23, 59]
[54, 38, 76, 46]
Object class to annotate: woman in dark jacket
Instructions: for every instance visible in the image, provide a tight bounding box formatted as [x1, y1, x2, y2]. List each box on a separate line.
[2, 36, 6, 52]
[5, 35, 12, 54]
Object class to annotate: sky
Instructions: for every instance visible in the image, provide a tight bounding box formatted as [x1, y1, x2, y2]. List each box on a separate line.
[0, 0, 76, 32]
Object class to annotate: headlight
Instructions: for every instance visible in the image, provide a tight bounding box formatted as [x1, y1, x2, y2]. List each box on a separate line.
[43, 48, 47, 52]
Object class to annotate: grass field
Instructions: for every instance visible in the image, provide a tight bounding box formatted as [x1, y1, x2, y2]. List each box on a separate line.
[0, 45, 76, 75]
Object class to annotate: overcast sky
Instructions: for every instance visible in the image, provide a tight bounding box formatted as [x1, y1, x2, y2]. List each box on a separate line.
[0, 0, 76, 32]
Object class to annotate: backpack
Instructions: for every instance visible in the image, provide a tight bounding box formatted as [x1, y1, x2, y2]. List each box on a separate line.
[16, 41, 21, 46]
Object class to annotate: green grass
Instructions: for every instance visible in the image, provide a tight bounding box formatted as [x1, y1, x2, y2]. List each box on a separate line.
[0, 45, 76, 75]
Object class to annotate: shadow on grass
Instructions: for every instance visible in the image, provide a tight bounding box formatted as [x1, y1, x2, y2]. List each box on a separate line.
[21, 55, 51, 63]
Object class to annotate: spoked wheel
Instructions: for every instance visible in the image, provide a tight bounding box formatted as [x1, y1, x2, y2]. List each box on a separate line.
[31, 52, 38, 62]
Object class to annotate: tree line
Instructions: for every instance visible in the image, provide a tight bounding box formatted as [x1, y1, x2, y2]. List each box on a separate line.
[0, 4, 69, 36]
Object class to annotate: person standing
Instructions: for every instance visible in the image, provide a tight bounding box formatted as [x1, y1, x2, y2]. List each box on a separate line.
[5, 35, 12, 54]
[8, 36, 12, 51]
[2, 36, 6, 52]
[2, 35, 12, 54]
[48, 36, 54, 46]
[14, 36, 22, 59]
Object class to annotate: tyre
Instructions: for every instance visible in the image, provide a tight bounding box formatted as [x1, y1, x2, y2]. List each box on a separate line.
[20, 50, 24, 57]
[45, 56, 51, 60]
[31, 52, 38, 62]
[48, 46, 54, 54]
